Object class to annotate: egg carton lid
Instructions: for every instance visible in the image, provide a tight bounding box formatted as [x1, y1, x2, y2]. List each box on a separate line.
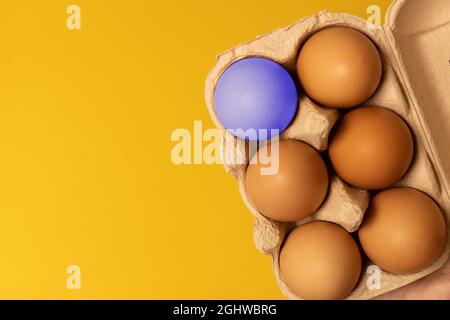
[384, 0, 450, 199]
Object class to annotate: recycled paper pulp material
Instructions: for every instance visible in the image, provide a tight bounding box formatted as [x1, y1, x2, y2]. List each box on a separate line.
[205, 0, 450, 299]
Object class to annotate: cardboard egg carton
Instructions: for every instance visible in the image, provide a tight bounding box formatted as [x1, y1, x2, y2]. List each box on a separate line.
[205, 0, 450, 299]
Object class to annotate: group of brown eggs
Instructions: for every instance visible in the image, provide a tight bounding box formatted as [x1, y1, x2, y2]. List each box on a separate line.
[244, 27, 447, 299]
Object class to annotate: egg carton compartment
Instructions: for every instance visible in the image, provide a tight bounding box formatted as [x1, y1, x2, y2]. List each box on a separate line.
[281, 96, 339, 151]
[312, 176, 370, 233]
[205, 0, 450, 300]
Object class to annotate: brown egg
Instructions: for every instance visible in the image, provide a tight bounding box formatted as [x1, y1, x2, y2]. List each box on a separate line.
[280, 221, 362, 300]
[329, 106, 414, 190]
[245, 139, 328, 222]
[297, 26, 382, 109]
[359, 188, 447, 274]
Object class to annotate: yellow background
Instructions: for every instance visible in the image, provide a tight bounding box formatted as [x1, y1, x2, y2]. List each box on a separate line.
[0, 0, 392, 299]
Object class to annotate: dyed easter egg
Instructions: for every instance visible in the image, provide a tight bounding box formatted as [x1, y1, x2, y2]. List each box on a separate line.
[214, 57, 298, 141]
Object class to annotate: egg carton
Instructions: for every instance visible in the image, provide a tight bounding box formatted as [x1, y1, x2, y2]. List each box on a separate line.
[205, 0, 450, 299]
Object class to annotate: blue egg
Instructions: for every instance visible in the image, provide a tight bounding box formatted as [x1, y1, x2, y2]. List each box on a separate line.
[214, 57, 298, 141]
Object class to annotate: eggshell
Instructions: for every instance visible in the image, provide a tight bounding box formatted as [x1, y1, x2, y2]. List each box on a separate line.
[205, 3, 450, 300]
[214, 57, 298, 141]
[329, 106, 414, 190]
[245, 139, 328, 222]
[280, 221, 362, 300]
[359, 188, 447, 274]
[297, 26, 382, 109]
